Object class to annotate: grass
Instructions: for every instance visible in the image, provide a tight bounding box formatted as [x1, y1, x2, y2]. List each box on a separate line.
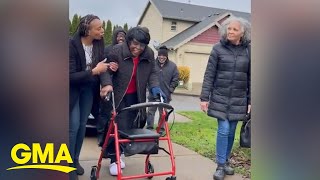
[169, 111, 251, 178]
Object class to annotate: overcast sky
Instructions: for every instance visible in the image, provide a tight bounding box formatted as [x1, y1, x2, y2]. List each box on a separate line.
[69, 0, 251, 27]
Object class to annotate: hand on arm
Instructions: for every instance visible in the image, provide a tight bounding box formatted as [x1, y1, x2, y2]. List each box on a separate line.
[92, 59, 109, 75]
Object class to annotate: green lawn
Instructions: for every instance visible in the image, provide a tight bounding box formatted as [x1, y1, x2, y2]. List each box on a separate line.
[169, 111, 251, 178]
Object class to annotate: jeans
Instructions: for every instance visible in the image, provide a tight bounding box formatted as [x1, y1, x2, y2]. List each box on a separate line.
[216, 119, 238, 165]
[69, 85, 93, 162]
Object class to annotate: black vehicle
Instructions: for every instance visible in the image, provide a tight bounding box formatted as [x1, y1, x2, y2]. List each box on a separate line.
[86, 113, 96, 129]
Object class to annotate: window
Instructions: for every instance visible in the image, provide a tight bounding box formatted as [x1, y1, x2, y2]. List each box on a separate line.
[171, 21, 177, 31]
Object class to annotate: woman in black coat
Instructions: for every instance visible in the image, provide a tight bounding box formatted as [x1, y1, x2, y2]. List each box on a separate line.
[200, 16, 251, 180]
[99, 26, 165, 176]
[69, 14, 118, 177]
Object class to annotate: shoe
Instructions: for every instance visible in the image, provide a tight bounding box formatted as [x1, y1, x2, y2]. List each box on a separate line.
[120, 158, 126, 169]
[213, 166, 225, 180]
[224, 162, 234, 175]
[75, 161, 84, 175]
[120, 154, 126, 169]
[109, 161, 125, 176]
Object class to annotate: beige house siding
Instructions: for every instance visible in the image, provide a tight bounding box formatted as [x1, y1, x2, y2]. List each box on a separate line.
[162, 18, 194, 42]
[174, 42, 214, 84]
[138, 3, 163, 53]
[168, 51, 178, 64]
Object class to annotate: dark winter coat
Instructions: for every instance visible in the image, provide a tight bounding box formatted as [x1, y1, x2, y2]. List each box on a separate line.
[100, 43, 159, 110]
[200, 39, 251, 121]
[148, 58, 179, 102]
[69, 32, 104, 111]
[104, 27, 126, 58]
[91, 28, 127, 117]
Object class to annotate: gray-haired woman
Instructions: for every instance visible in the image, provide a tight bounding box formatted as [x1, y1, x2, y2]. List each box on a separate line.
[200, 16, 251, 180]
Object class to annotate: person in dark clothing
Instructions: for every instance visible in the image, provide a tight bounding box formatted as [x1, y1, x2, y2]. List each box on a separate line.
[200, 16, 251, 180]
[99, 26, 166, 176]
[146, 45, 179, 132]
[104, 27, 126, 56]
[69, 14, 118, 179]
[96, 27, 127, 146]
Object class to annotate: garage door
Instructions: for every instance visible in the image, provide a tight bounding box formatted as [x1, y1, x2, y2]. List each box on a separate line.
[184, 52, 210, 83]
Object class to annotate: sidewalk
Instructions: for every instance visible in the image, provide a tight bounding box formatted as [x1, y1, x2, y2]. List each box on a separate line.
[79, 113, 246, 180]
[79, 138, 245, 180]
[173, 83, 202, 97]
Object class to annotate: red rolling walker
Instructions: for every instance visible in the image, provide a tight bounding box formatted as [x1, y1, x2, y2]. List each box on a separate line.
[90, 92, 176, 180]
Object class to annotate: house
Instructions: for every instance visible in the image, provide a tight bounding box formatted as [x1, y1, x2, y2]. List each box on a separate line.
[137, 0, 250, 89]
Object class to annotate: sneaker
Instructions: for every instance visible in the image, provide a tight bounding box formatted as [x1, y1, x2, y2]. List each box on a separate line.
[120, 158, 126, 169]
[109, 162, 123, 176]
[213, 166, 225, 180]
[224, 162, 234, 175]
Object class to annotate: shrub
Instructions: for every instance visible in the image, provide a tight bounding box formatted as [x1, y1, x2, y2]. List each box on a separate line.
[178, 66, 190, 84]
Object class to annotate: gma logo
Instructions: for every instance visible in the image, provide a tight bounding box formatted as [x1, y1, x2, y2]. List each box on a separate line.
[7, 143, 76, 173]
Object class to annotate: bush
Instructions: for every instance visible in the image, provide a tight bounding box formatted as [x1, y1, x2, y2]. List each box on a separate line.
[178, 66, 190, 84]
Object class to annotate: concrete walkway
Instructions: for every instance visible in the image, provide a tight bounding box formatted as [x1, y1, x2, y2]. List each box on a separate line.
[78, 137, 245, 180]
[79, 107, 247, 180]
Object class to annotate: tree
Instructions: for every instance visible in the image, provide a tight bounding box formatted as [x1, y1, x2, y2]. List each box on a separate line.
[102, 20, 106, 31]
[70, 14, 80, 35]
[123, 23, 128, 32]
[69, 19, 72, 36]
[105, 20, 112, 45]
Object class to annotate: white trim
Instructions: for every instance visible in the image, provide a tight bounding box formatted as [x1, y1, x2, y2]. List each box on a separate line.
[137, 0, 164, 25]
[172, 13, 231, 50]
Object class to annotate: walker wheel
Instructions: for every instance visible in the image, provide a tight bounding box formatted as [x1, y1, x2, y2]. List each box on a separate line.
[147, 162, 154, 179]
[90, 166, 98, 180]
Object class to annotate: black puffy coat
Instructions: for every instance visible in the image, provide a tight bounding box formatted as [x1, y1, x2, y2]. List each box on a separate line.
[100, 43, 159, 110]
[200, 39, 251, 121]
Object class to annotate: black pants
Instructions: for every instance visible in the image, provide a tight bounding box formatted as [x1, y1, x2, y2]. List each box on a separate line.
[97, 99, 112, 146]
[106, 93, 139, 163]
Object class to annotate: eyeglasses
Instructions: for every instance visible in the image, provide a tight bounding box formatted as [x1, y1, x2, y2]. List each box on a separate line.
[130, 39, 146, 50]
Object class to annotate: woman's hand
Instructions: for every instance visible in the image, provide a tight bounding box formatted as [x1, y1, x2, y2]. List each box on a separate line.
[247, 104, 251, 114]
[92, 59, 108, 75]
[100, 85, 113, 98]
[108, 62, 118, 72]
[200, 101, 209, 113]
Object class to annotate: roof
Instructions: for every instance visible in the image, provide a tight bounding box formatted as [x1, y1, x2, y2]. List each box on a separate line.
[161, 13, 225, 49]
[138, 0, 251, 24]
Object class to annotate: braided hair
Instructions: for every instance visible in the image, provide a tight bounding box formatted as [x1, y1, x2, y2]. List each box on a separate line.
[76, 14, 104, 67]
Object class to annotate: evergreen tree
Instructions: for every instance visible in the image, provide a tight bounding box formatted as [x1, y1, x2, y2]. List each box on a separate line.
[105, 20, 113, 45]
[123, 23, 128, 32]
[70, 14, 79, 35]
[102, 20, 106, 31]
[69, 19, 72, 36]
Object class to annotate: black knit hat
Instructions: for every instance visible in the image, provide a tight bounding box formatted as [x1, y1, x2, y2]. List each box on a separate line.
[158, 45, 168, 57]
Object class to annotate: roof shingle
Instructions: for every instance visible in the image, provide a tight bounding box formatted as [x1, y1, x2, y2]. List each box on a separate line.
[151, 0, 251, 22]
